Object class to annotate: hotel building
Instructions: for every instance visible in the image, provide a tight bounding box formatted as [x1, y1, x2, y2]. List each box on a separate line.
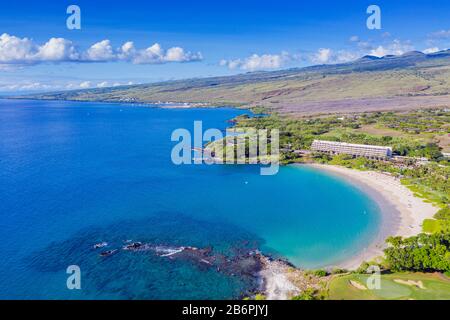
[311, 140, 393, 160]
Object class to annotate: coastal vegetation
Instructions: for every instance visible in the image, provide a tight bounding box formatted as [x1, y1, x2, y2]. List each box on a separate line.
[423, 207, 450, 233]
[384, 233, 450, 273]
[233, 108, 450, 299]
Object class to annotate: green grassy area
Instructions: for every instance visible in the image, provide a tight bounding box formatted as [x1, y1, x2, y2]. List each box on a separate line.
[401, 179, 448, 208]
[423, 219, 444, 233]
[424, 207, 450, 233]
[328, 273, 450, 300]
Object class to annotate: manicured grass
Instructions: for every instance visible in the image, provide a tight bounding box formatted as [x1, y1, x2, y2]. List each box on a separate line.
[401, 179, 447, 207]
[423, 219, 443, 233]
[328, 273, 450, 300]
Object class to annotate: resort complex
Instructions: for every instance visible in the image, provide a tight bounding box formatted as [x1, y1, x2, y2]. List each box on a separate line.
[3, 1, 450, 306]
[311, 140, 393, 160]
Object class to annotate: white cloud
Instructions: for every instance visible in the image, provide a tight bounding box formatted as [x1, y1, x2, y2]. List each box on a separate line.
[79, 81, 92, 89]
[0, 81, 53, 91]
[311, 48, 359, 64]
[130, 43, 164, 64]
[220, 52, 294, 71]
[129, 43, 202, 64]
[369, 46, 389, 57]
[36, 38, 79, 61]
[96, 81, 109, 88]
[166, 47, 194, 62]
[0, 34, 81, 65]
[423, 47, 440, 54]
[0, 78, 139, 92]
[0, 33, 202, 68]
[313, 48, 332, 63]
[369, 39, 414, 57]
[0, 33, 35, 64]
[85, 40, 115, 61]
[117, 41, 136, 60]
[335, 50, 360, 63]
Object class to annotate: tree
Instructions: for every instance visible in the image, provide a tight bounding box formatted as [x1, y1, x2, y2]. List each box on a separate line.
[384, 232, 450, 272]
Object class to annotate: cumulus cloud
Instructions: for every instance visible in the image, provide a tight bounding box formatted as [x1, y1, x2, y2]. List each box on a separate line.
[311, 48, 359, 64]
[347, 36, 427, 58]
[220, 36, 429, 72]
[78, 81, 92, 89]
[368, 39, 414, 57]
[0, 33, 35, 64]
[124, 42, 201, 64]
[36, 38, 79, 61]
[0, 34, 79, 65]
[313, 48, 332, 63]
[85, 40, 115, 61]
[220, 52, 296, 71]
[423, 47, 440, 54]
[0, 33, 202, 68]
[96, 81, 109, 88]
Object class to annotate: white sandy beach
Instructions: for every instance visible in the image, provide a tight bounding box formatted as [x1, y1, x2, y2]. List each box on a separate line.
[306, 164, 439, 270]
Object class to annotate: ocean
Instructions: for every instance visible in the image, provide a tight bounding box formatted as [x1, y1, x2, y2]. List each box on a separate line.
[0, 99, 380, 299]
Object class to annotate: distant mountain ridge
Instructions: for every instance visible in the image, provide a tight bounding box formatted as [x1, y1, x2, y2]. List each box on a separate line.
[16, 49, 450, 115]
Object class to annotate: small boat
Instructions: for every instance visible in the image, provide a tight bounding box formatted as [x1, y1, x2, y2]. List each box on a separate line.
[93, 242, 108, 249]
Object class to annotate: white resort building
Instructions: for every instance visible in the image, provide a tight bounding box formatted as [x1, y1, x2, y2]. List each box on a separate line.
[311, 140, 393, 160]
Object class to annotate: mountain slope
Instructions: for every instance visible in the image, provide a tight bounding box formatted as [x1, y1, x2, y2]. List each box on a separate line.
[19, 50, 450, 115]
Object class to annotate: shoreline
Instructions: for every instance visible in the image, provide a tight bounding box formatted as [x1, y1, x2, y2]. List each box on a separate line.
[1, 97, 223, 110]
[302, 163, 439, 270]
[259, 163, 440, 299]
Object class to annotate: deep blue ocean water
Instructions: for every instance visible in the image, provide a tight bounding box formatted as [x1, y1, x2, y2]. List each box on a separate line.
[0, 99, 380, 299]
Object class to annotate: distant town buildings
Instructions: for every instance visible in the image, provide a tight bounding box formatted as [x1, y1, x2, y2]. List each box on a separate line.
[311, 140, 393, 160]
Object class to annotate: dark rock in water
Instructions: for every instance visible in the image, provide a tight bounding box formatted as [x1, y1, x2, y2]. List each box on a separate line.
[100, 249, 117, 257]
[93, 242, 108, 249]
[25, 212, 266, 299]
[276, 258, 296, 268]
[122, 242, 143, 250]
[222, 254, 262, 277]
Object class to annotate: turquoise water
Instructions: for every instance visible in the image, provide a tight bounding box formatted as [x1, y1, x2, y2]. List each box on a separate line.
[0, 99, 380, 299]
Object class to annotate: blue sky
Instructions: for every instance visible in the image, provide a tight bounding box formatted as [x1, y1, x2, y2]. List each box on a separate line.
[1, 0, 450, 93]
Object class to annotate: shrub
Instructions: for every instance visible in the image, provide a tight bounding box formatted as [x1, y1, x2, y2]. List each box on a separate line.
[313, 269, 328, 277]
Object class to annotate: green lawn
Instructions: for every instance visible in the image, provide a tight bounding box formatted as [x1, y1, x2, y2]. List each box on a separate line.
[423, 219, 443, 233]
[328, 273, 450, 300]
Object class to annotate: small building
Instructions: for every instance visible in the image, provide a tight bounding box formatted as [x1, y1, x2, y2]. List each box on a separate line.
[311, 140, 392, 160]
